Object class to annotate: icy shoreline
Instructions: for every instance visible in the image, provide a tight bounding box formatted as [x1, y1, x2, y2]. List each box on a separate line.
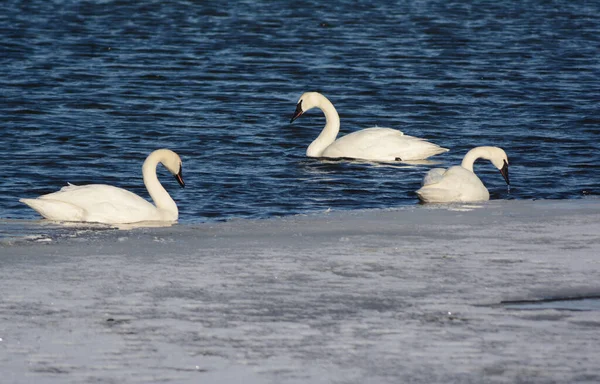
[1, 199, 600, 383]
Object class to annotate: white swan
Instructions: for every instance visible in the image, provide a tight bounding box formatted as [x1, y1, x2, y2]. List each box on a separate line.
[20, 149, 185, 224]
[416, 146, 510, 203]
[290, 92, 448, 161]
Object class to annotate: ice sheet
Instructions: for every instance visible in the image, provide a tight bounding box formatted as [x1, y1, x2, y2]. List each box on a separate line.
[1, 199, 600, 383]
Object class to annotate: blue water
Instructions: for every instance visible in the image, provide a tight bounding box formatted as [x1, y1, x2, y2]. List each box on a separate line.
[1, 0, 599, 224]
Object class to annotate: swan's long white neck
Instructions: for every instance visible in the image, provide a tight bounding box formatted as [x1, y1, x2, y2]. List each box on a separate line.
[461, 146, 495, 172]
[142, 150, 178, 220]
[307, 95, 340, 157]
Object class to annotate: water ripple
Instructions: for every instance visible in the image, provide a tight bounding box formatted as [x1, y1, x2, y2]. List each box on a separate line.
[1, 0, 599, 223]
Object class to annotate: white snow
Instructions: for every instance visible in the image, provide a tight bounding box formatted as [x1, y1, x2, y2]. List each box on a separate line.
[1, 199, 600, 383]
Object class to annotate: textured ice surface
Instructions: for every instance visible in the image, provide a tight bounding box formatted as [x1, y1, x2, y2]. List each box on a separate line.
[1, 199, 600, 383]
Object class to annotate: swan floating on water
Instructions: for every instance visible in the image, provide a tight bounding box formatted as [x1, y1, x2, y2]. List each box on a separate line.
[20, 149, 185, 224]
[290, 92, 448, 162]
[416, 146, 509, 203]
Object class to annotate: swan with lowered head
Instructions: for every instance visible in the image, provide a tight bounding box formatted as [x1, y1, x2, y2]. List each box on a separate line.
[290, 92, 448, 161]
[20, 149, 185, 224]
[416, 146, 509, 203]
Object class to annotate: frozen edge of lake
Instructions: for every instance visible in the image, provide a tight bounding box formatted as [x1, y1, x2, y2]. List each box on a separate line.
[1, 198, 600, 383]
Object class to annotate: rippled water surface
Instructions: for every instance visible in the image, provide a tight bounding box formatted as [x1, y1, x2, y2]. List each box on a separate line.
[1, 0, 599, 223]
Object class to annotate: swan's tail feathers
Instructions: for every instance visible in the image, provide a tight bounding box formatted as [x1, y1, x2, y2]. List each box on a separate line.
[400, 141, 449, 161]
[416, 187, 461, 203]
[20, 198, 86, 222]
[426, 144, 449, 159]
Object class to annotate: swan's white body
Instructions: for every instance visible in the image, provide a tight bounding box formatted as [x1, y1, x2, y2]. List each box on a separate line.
[416, 146, 510, 203]
[20, 149, 185, 224]
[290, 92, 448, 161]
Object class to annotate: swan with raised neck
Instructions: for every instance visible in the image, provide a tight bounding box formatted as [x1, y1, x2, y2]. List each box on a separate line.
[20, 148, 185, 224]
[290, 92, 448, 161]
[142, 149, 185, 220]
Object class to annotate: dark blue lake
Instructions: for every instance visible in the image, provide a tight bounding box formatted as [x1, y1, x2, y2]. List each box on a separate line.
[1, 0, 599, 224]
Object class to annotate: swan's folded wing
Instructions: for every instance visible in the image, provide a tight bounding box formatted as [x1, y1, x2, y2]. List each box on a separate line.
[40, 184, 156, 218]
[326, 128, 448, 161]
[421, 168, 447, 186]
[323, 128, 402, 160]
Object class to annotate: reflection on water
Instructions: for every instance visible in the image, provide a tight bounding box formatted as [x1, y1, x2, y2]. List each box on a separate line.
[502, 297, 600, 311]
[115, 221, 175, 231]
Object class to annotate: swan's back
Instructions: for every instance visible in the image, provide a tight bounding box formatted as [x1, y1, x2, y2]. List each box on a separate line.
[416, 166, 489, 203]
[322, 127, 448, 162]
[21, 184, 160, 224]
[42, 184, 148, 205]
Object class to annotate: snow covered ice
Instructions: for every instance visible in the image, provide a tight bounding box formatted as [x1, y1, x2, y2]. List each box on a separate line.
[1, 199, 600, 383]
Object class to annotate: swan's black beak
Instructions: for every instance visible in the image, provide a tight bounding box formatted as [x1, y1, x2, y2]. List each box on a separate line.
[174, 166, 185, 188]
[500, 160, 509, 185]
[290, 101, 304, 123]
